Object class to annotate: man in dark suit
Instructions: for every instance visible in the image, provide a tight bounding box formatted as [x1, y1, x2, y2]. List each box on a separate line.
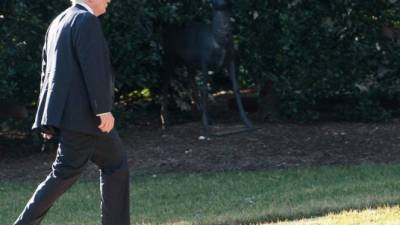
[13, 0, 130, 224]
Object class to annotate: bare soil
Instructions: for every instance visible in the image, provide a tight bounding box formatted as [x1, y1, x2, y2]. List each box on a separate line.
[1, 116, 400, 181]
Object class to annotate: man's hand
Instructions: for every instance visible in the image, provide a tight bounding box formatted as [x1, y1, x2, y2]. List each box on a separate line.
[41, 133, 53, 140]
[97, 112, 115, 133]
[41, 126, 56, 140]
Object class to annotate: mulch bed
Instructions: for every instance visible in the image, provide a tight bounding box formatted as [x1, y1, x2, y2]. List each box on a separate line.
[1, 118, 400, 181]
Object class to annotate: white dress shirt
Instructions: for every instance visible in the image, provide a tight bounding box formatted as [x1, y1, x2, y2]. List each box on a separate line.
[76, 2, 94, 15]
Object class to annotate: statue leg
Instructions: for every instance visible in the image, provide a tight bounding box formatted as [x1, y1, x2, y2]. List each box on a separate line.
[228, 60, 254, 129]
[199, 62, 210, 138]
[160, 84, 169, 129]
[189, 68, 201, 118]
[160, 57, 174, 129]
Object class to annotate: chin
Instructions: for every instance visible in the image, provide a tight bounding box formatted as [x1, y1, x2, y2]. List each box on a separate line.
[97, 10, 106, 16]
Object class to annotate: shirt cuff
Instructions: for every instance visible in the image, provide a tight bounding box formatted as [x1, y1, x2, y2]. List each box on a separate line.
[96, 112, 110, 116]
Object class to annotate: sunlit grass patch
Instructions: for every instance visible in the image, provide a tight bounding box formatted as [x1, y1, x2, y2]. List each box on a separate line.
[266, 205, 400, 225]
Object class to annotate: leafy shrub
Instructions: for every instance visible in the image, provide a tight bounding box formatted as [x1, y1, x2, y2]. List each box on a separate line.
[1, 0, 400, 133]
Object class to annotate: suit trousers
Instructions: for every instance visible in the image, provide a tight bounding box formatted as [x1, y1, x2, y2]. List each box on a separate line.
[13, 129, 131, 225]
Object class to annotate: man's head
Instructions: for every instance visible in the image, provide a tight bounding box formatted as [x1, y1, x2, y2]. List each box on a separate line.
[71, 0, 111, 16]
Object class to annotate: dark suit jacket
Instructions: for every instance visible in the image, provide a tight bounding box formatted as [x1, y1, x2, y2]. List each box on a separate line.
[33, 4, 114, 135]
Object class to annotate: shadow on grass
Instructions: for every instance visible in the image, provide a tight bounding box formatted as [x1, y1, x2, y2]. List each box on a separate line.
[129, 163, 400, 224]
[3, 163, 400, 225]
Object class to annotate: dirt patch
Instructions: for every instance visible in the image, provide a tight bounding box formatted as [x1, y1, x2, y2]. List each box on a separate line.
[1, 118, 400, 181]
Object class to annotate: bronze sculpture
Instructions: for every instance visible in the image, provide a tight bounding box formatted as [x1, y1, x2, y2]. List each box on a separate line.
[161, 0, 254, 138]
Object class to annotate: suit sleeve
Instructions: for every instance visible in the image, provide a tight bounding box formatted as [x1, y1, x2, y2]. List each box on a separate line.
[73, 13, 113, 115]
[40, 29, 49, 90]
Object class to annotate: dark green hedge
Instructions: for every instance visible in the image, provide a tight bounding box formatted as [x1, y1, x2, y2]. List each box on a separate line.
[235, 0, 400, 121]
[1, 0, 400, 130]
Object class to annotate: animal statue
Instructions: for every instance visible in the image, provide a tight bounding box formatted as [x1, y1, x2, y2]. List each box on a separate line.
[160, 0, 254, 138]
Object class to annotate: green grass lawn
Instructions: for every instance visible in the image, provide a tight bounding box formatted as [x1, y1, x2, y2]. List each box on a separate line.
[1, 163, 400, 225]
